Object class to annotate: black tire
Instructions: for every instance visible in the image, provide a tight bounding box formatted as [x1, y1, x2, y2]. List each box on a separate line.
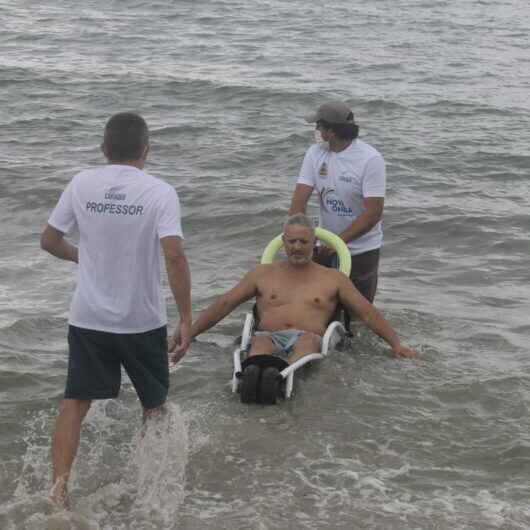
[240, 364, 261, 404]
[260, 367, 280, 405]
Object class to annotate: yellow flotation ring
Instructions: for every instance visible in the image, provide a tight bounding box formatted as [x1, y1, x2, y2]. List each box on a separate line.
[260, 227, 352, 276]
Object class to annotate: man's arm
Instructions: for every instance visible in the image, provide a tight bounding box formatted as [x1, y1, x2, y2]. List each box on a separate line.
[160, 236, 192, 362]
[190, 267, 260, 338]
[171, 266, 260, 360]
[338, 196, 384, 243]
[317, 196, 384, 256]
[338, 152, 385, 243]
[337, 272, 419, 359]
[40, 224, 78, 263]
[289, 183, 314, 215]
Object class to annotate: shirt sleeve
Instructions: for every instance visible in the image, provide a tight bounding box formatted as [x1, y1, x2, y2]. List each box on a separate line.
[48, 181, 78, 235]
[297, 147, 318, 187]
[362, 155, 386, 197]
[157, 187, 184, 239]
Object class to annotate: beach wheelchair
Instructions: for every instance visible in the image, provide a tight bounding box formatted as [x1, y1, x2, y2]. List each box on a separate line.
[231, 228, 352, 404]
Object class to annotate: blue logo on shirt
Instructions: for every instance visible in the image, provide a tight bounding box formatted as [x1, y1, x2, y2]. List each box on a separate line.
[104, 185, 126, 201]
[319, 186, 353, 216]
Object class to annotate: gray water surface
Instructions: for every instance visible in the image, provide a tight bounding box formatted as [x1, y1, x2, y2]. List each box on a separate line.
[1, 0, 530, 528]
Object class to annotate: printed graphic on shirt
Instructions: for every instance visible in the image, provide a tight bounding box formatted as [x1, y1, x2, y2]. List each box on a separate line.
[319, 186, 353, 216]
[104, 185, 127, 201]
[86, 185, 144, 216]
[319, 163, 328, 177]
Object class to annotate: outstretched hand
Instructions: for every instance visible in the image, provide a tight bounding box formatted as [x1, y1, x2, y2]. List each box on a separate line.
[392, 345, 420, 359]
[168, 321, 192, 363]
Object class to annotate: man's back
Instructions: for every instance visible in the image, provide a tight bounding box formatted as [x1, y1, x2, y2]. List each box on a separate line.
[48, 164, 182, 333]
[254, 261, 342, 336]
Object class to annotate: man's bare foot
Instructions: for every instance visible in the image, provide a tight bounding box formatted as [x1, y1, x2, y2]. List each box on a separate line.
[49, 474, 70, 508]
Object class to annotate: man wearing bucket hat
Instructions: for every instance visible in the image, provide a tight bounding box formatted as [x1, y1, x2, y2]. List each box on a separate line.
[289, 100, 385, 306]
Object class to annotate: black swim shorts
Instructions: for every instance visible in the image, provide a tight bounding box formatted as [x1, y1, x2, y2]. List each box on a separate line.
[64, 325, 169, 410]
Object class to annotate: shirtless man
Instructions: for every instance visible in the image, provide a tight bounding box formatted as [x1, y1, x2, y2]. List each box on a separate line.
[172, 214, 419, 363]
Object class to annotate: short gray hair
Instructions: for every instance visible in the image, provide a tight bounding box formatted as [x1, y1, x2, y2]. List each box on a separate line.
[283, 213, 315, 233]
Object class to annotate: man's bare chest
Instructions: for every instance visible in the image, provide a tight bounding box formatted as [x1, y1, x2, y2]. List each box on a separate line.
[256, 276, 337, 309]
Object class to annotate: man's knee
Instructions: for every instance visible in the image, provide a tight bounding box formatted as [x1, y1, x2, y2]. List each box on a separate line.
[59, 399, 91, 420]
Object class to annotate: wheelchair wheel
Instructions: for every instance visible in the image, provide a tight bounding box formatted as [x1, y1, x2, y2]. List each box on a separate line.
[260, 366, 280, 405]
[240, 364, 261, 403]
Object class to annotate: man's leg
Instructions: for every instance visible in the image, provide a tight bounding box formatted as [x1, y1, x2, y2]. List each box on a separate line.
[140, 404, 168, 442]
[118, 327, 170, 414]
[342, 249, 380, 334]
[142, 404, 167, 424]
[248, 334, 278, 356]
[289, 333, 322, 364]
[53, 326, 121, 507]
[350, 248, 380, 303]
[51, 398, 91, 507]
[315, 247, 379, 303]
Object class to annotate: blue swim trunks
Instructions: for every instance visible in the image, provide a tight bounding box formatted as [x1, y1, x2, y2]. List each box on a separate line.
[254, 329, 322, 359]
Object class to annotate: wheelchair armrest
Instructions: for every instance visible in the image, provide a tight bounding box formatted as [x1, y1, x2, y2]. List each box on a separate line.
[321, 321, 346, 356]
[240, 312, 255, 351]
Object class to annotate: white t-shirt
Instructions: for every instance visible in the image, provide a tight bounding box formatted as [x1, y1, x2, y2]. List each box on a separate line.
[297, 139, 386, 255]
[48, 164, 183, 333]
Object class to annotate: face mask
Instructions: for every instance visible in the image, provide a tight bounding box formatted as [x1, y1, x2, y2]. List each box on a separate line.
[313, 130, 329, 150]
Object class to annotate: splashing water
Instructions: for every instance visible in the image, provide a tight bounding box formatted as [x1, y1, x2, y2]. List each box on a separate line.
[1, 400, 189, 529]
[129, 402, 189, 526]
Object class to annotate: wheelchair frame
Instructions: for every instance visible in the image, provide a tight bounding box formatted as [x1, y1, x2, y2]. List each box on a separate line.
[231, 312, 347, 398]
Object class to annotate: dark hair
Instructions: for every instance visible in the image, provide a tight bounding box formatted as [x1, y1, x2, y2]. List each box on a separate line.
[103, 112, 149, 162]
[318, 114, 359, 141]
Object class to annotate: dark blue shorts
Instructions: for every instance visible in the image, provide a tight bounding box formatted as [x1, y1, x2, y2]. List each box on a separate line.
[314, 247, 379, 302]
[65, 325, 169, 410]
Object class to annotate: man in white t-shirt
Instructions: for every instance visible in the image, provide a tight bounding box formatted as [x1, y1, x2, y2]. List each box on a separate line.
[289, 100, 385, 305]
[40, 112, 192, 507]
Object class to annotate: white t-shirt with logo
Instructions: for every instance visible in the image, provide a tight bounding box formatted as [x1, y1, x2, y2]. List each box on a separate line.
[297, 139, 386, 256]
[48, 164, 183, 333]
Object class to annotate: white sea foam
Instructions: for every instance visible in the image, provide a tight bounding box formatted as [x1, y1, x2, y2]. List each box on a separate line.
[2, 401, 188, 529]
